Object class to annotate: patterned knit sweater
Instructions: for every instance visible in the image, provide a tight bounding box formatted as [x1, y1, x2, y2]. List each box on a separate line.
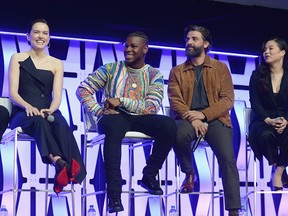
[76, 61, 164, 117]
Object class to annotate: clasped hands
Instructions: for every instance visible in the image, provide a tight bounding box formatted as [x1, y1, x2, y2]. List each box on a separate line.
[103, 98, 120, 115]
[268, 116, 287, 134]
[183, 110, 207, 137]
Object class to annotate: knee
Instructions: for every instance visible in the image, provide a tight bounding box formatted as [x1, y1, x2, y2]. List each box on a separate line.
[167, 121, 177, 138]
[176, 130, 192, 145]
[0, 106, 9, 120]
[34, 116, 50, 126]
[159, 117, 177, 138]
[218, 152, 237, 166]
[259, 130, 274, 140]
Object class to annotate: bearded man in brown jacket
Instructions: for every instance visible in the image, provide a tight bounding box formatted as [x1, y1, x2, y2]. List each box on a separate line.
[168, 24, 241, 216]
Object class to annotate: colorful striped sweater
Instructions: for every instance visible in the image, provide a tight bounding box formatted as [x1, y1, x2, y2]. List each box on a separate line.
[76, 61, 164, 117]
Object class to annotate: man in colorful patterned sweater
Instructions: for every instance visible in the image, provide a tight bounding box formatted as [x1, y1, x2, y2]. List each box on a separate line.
[76, 31, 176, 213]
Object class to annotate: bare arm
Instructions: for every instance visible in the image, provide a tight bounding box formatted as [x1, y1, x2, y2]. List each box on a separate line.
[41, 58, 63, 115]
[9, 53, 41, 116]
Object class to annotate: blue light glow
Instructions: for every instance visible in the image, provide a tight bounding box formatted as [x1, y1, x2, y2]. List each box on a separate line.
[0, 30, 259, 58]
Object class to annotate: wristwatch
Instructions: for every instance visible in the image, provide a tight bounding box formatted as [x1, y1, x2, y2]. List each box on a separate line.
[119, 97, 124, 104]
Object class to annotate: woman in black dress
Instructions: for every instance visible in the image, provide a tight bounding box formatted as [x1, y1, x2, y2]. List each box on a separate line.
[8, 18, 86, 194]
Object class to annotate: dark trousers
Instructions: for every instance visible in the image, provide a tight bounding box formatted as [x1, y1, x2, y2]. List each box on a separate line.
[98, 113, 176, 193]
[0, 105, 9, 140]
[10, 110, 87, 183]
[250, 121, 288, 166]
[174, 119, 241, 210]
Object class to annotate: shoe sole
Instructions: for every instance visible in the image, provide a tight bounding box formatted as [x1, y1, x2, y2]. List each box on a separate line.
[108, 206, 124, 213]
[140, 182, 163, 195]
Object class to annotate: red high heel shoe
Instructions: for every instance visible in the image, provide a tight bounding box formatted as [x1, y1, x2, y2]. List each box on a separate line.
[53, 158, 69, 194]
[69, 159, 80, 182]
[53, 183, 64, 195]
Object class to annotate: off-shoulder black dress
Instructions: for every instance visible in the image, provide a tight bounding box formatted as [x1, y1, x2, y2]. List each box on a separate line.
[10, 56, 86, 184]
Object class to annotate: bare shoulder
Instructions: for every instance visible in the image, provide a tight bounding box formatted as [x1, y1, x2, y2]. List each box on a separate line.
[48, 55, 63, 66]
[47, 56, 63, 75]
[11, 52, 30, 62]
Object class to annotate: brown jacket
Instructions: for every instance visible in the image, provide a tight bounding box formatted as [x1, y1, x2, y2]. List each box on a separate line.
[168, 55, 234, 127]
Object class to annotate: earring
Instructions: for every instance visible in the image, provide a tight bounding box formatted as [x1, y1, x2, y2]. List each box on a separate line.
[47, 43, 51, 48]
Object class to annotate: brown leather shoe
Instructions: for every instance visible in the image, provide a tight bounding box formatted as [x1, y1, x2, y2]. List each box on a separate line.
[180, 174, 195, 193]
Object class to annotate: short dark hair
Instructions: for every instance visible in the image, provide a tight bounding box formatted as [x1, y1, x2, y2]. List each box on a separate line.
[184, 25, 212, 52]
[27, 18, 49, 34]
[126, 31, 149, 45]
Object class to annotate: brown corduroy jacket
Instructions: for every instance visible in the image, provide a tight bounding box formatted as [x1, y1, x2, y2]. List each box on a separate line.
[168, 55, 234, 127]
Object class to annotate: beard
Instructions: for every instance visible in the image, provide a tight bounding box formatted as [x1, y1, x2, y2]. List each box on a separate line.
[185, 45, 204, 58]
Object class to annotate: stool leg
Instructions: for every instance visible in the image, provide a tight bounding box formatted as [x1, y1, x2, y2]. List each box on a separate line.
[45, 164, 49, 215]
[212, 153, 215, 216]
[128, 144, 133, 215]
[176, 158, 180, 215]
[13, 130, 18, 216]
[71, 184, 75, 216]
[253, 156, 257, 216]
[164, 159, 168, 215]
[81, 133, 88, 216]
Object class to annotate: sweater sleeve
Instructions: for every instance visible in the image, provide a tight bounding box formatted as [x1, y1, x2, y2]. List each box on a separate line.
[76, 65, 108, 117]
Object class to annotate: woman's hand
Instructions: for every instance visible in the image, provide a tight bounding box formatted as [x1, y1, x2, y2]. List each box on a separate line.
[274, 117, 287, 134]
[40, 109, 53, 119]
[25, 105, 40, 117]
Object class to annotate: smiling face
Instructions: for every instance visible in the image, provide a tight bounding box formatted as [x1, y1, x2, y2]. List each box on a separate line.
[27, 22, 50, 50]
[124, 35, 148, 69]
[263, 40, 286, 65]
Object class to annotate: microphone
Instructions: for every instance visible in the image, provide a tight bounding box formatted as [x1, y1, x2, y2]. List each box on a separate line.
[43, 111, 54, 123]
[191, 122, 208, 152]
[46, 114, 55, 123]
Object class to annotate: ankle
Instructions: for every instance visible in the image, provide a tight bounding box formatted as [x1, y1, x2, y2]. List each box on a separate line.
[273, 166, 284, 186]
[51, 156, 61, 165]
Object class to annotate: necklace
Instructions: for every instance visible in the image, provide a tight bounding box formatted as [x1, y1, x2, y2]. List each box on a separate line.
[193, 64, 203, 84]
[128, 72, 139, 89]
[195, 70, 203, 84]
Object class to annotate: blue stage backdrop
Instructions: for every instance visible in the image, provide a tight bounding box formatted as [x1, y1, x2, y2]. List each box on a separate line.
[1, 31, 288, 216]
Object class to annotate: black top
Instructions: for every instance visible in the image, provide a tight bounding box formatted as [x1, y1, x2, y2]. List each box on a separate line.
[11, 56, 54, 116]
[191, 64, 209, 110]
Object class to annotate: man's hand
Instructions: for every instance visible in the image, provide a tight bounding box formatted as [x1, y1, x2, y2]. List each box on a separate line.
[104, 98, 121, 109]
[191, 119, 208, 138]
[103, 108, 119, 115]
[183, 110, 206, 122]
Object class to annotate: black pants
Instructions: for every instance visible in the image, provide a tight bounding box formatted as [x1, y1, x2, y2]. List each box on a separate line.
[10, 109, 87, 183]
[98, 113, 177, 193]
[250, 121, 288, 166]
[0, 105, 9, 140]
[174, 119, 241, 210]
